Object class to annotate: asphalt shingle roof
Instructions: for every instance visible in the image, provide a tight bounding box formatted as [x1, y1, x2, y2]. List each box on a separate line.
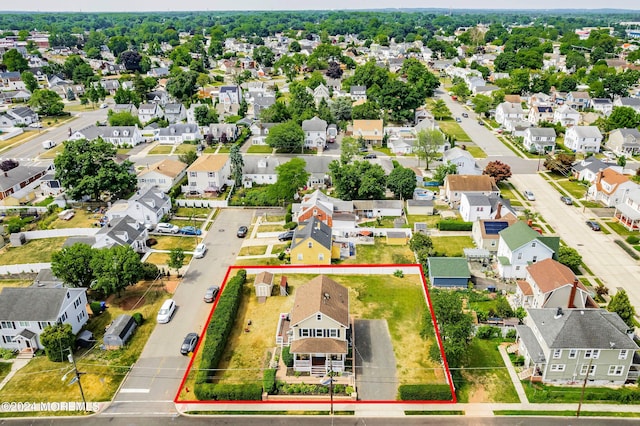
[427, 257, 471, 278]
[0, 287, 84, 321]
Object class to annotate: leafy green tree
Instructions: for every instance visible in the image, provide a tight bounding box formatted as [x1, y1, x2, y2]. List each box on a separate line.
[230, 144, 244, 187]
[166, 70, 198, 102]
[54, 138, 136, 201]
[409, 232, 433, 253]
[113, 88, 141, 107]
[266, 120, 304, 153]
[329, 160, 386, 200]
[415, 129, 446, 170]
[432, 162, 457, 184]
[108, 111, 141, 127]
[194, 105, 218, 126]
[617, 156, 627, 167]
[330, 96, 352, 123]
[51, 243, 95, 289]
[352, 101, 381, 120]
[90, 245, 143, 297]
[21, 71, 39, 93]
[28, 89, 65, 116]
[483, 160, 512, 183]
[472, 94, 492, 116]
[274, 55, 298, 82]
[108, 35, 129, 57]
[288, 81, 316, 122]
[168, 248, 185, 276]
[557, 246, 583, 274]
[63, 55, 94, 83]
[40, 324, 75, 362]
[339, 136, 359, 165]
[428, 290, 473, 368]
[606, 107, 640, 132]
[260, 101, 291, 123]
[607, 289, 636, 328]
[2, 48, 29, 72]
[269, 158, 309, 202]
[178, 150, 198, 166]
[387, 165, 416, 200]
[253, 46, 275, 67]
[430, 99, 451, 121]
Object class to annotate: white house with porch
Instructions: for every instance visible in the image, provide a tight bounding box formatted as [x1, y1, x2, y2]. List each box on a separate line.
[0, 287, 88, 355]
[278, 275, 350, 376]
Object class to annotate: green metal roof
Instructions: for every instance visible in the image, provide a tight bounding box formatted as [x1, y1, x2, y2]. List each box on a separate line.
[538, 236, 560, 257]
[498, 221, 541, 250]
[428, 257, 471, 278]
[498, 256, 510, 265]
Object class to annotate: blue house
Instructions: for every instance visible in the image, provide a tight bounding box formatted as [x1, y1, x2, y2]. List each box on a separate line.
[427, 257, 471, 288]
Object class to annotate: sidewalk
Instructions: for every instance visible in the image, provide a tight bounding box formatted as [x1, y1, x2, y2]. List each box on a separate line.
[497, 344, 528, 404]
[0, 358, 31, 390]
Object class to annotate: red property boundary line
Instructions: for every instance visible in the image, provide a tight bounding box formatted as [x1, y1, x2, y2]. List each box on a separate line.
[174, 263, 457, 405]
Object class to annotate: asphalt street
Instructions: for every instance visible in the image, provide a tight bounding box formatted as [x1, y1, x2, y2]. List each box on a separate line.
[101, 208, 256, 416]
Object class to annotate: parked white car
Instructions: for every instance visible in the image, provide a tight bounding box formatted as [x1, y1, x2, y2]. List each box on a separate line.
[523, 190, 535, 201]
[156, 299, 176, 324]
[155, 222, 179, 234]
[193, 243, 207, 259]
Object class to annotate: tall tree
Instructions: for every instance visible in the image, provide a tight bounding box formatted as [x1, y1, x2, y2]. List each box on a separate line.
[178, 150, 198, 166]
[194, 105, 218, 126]
[90, 245, 143, 297]
[269, 158, 309, 202]
[166, 70, 198, 102]
[607, 290, 637, 329]
[352, 101, 381, 120]
[483, 160, 512, 183]
[266, 120, 304, 153]
[387, 165, 417, 200]
[168, 248, 185, 276]
[54, 138, 136, 201]
[51, 243, 95, 288]
[430, 99, 451, 121]
[21, 71, 38, 93]
[28, 89, 65, 116]
[108, 111, 141, 127]
[230, 144, 244, 187]
[40, 324, 75, 362]
[330, 97, 352, 123]
[415, 129, 446, 170]
[2, 48, 29, 72]
[329, 160, 386, 200]
[119, 50, 143, 72]
[428, 290, 473, 369]
[557, 246, 583, 274]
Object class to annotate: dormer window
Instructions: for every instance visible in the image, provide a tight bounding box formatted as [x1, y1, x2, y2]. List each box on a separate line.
[123, 130, 129, 137]
[113, 130, 119, 136]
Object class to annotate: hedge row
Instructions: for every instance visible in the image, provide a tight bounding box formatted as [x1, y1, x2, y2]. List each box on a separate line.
[614, 240, 640, 260]
[195, 269, 247, 385]
[281, 346, 294, 367]
[437, 220, 473, 231]
[194, 383, 262, 401]
[263, 369, 277, 394]
[398, 384, 453, 401]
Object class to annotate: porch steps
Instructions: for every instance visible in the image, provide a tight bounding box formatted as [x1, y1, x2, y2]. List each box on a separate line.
[518, 367, 533, 380]
[16, 350, 35, 359]
[311, 366, 326, 377]
[507, 344, 519, 354]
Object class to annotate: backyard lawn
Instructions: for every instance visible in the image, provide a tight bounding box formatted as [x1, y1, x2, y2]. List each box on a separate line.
[431, 236, 474, 257]
[341, 239, 415, 265]
[438, 120, 471, 142]
[407, 215, 442, 228]
[359, 216, 406, 228]
[0, 278, 34, 289]
[193, 272, 445, 399]
[456, 339, 519, 403]
[151, 235, 198, 251]
[48, 209, 100, 229]
[0, 283, 169, 403]
[0, 237, 67, 265]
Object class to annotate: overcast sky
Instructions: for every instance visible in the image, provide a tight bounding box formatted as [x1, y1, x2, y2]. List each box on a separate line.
[1, 1, 638, 12]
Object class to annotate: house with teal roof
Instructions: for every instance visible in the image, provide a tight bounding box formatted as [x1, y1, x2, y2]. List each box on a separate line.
[427, 257, 471, 288]
[496, 221, 559, 279]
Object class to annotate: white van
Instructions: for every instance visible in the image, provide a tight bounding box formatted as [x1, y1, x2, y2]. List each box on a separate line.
[42, 140, 56, 149]
[156, 299, 176, 324]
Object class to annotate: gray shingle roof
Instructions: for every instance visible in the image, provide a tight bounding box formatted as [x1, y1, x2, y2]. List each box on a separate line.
[291, 217, 332, 251]
[527, 127, 557, 138]
[0, 165, 48, 192]
[571, 126, 603, 139]
[96, 215, 146, 247]
[0, 287, 85, 321]
[302, 116, 327, 132]
[527, 308, 638, 350]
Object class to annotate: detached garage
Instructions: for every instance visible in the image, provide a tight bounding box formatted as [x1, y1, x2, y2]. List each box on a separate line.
[427, 257, 471, 288]
[103, 314, 137, 349]
[406, 199, 435, 216]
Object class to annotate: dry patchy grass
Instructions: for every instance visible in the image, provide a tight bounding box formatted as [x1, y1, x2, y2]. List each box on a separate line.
[49, 209, 101, 229]
[145, 252, 193, 266]
[0, 279, 34, 289]
[340, 239, 415, 265]
[257, 224, 286, 233]
[152, 236, 198, 251]
[0, 237, 66, 265]
[238, 245, 267, 256]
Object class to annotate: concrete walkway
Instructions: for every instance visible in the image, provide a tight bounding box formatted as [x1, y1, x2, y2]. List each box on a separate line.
[497, 344, 529, 404]
[0, 358, 31, 390]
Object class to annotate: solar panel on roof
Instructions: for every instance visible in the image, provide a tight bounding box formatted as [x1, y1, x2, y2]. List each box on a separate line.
[484, 221, 509, 235]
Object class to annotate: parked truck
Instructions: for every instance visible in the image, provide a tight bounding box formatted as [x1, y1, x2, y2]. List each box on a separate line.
[42, 140, 56, 149]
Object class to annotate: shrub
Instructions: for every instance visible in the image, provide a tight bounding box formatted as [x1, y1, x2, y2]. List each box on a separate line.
[263, 368, 277, 394]
[89, 301, 103, 315]
[195, 269, 246, 385]
[345, 386, 355, 395]
[476, 325, 501, 339]
[512, 355, 525, 366]
[278, 251, 286, 260]
[398, 384, 453, 401]
[475, 310, 488, 322]
[132, 312, 144, 325]
[0, 348, 16, 359]
[140, 262, 159, 279]
[506, 329, 517, 340]
[283, 221, 298, 230]
[281, 346, 294, 367]
[437, 220, 472, 231]
[40, 323, 75, 362]
[626, 235, 640, 245]
[393, 269, 404, 278]
[194, 383, 262, 400]
[614, 239, 640, 260]
[285, 204, 292, 223]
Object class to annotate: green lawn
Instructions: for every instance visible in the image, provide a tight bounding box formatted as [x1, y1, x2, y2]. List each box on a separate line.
[407, 215, 442, 228]
[148, 145, 173, 155]
[0, 362, 11, 382]
[522, 381, 633, 404]
[0, 237, 66, 265]
[373, 147, 394, 156]
[257, 224, 286, 232]
[238, 245, 267, 256]
[247, 145, 274, 154]
[0, 279, 35, 289]
[174, 207, 213, 218]
[438, 120, 472, 142]
[271, 243, 289, 253]
[151, 235, 198, 251]
[175, 144, 196, 154]
[169, 219, 204, 228]
[464, 145, 487, 158]
[554, 179, 589, 200]
[605, 221, 636, 237]
[359, 216, 406, 228]
[497, 182, 518, 200]
[431, 236, 474, 257]
[456, 339, 519, 403]
[495, 410, 640, 418]
[341, 238, 415, 265]
[234, 257, 288, 266]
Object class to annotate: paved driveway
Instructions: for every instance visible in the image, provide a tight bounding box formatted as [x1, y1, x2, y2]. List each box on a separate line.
[354, 319, 397, 401]
[101, 208, 256, 416]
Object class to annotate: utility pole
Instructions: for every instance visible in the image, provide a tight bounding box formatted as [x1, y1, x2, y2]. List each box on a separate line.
[577, 357, 593, 418]
[64, 347, 87, 411]
[329, 358, 334, 416]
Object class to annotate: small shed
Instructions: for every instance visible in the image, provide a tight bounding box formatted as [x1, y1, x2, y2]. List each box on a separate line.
[427, 257, 471, 288]
[103, 314, 137, 349]
[386, 231, 409, 246]
[407, 199, 434, 216]
[254, 271, 274, 302]
[279, 276, 288, 296]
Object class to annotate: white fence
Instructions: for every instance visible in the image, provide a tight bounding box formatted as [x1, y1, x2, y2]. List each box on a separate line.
[175, 199, 228, 208]
[0, 206, 48, 213]
[333, 227, 413, 238]
[0, 262, 50, 275]
[19, 228, 99, 240]
[237, 264, 423, 276]
[0, 127, 24, 141]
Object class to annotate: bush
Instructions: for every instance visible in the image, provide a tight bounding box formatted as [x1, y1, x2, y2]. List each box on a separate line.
[476, 325, 501, 339]
[626, 235, 640, 245]
[195, 269, 246, 385]
[194, 383, 262, 400]
[0, 348, 16, 359]
[437, 220, 472, 231]
[512, 355, 525, 366]
[393, 269, 404, 278]
[89, 301, 103, 315]
[281, 346, 294, 367]
[614, 239, 640, 260]
[263, 368, 277, 394]
[398, 384, 453, 401]
[140, 262, 159, 280]
[506, 329, 517, 340]
[285, 204, 292, 223]
[283, 221, 298, 230]
[132, 312, 144, 325]
[40, 323, 75, 362]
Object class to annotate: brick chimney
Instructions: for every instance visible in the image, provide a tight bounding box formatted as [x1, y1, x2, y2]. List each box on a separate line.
[568, 278, 579, 309]
[495, 202, 502, 219]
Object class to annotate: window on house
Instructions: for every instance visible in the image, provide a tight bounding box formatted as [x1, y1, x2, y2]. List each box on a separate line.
[317, 314, 322, 321]
[208, 172, 215, 177]
[297, 254, 303, 260]
[608, 365, 624, 376]
[0, 321, 15, 329]
[619, 350, 629, 360]
[308, 242, 313, 248]
[329, 329, 339, 338]
[569, 349, 577, 359]
[553, 349, 562, 359]
[300, 329, 310, 337]
[580, 364, 597, 375]
[315, 328, 323, 337]
[585, 349, 600, 359]
[532, 242, 536, 247]
[2, 335, 15, 344]
[532, 256, 537, 263]
[517, 253, 522, 260]
[318, 253, 324, 261]
[550, 364, 565, 372]
[18, 321, 29, 327]
[189, 172, 196, 177]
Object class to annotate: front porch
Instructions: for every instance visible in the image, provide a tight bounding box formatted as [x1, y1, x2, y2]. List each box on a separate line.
[293, 353, 346, 377]
[613, 205, 640, 232]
